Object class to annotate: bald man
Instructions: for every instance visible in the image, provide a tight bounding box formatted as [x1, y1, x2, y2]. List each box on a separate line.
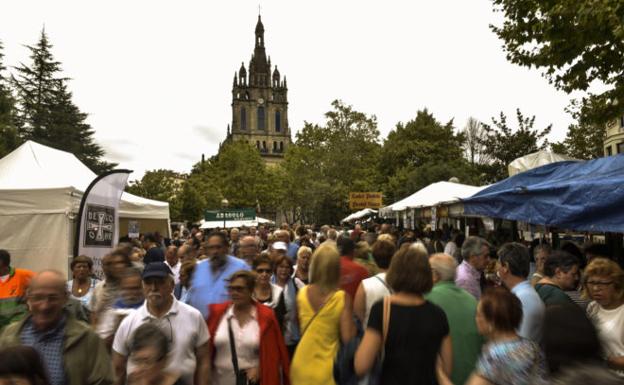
[425, 254, 483, 385]
[0, 270, 113, 385]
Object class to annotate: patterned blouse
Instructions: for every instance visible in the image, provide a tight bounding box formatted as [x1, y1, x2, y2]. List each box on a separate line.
[476, 338, 548, 385]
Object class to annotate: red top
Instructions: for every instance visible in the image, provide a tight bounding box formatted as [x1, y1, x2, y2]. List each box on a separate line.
[340, 256, 369, 300]
[207, 301, 290, 385]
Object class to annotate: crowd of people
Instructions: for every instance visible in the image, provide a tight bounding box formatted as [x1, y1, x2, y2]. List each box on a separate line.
[0, 223, 623, 385]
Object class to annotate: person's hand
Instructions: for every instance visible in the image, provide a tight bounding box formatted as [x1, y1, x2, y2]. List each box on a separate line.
[246, 366, 259, 384]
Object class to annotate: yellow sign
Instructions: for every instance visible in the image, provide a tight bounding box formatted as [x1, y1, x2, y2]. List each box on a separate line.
[349, 192, 383, 210]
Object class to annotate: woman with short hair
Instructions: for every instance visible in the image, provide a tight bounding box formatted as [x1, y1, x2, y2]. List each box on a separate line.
[290, 242, 355, 385]
[583, 258, 624, 377]
[355, 244, 452, 385]
[126, 323, 182, 385]
[207, 270, 290, 385]
[466, 287, 547, 385]
[67, 255, 100, 311]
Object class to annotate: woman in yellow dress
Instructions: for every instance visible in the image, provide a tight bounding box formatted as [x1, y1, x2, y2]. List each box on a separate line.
[290, 241, 356, 385]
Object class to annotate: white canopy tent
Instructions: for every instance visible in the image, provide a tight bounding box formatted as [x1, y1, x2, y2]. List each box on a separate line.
[0, 141, 170, 275]
[508, 150, 578, 177]
[379, 181, 487, 217]
[341, 208, 377, 223]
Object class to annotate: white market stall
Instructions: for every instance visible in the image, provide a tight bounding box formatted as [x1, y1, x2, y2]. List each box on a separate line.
[199, 216, 274, 229]
[0, 141, 170, 275]
[379, 181, 488, 227]
[508, 150, 577, 177]
[341, 208, 377, 223]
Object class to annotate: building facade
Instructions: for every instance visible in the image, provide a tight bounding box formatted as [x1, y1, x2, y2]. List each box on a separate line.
[226, 15, 292, 165]
[604, 116, 624, 156]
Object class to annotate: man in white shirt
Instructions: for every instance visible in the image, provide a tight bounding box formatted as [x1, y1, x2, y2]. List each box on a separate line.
[165, 245, 181, 284]
[112, 262, 210, 385]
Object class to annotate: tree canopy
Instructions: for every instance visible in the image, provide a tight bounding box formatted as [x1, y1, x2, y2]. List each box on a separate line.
[491, 0, 624, 124]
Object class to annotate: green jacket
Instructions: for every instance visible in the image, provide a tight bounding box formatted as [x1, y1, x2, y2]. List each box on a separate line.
[0, 314, 113, 385]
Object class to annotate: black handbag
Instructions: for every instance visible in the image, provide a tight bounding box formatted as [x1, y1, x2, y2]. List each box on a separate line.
[227, 318, 259, 385]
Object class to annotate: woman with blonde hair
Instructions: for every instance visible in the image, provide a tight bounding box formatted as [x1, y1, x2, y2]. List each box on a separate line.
[583, 258, 624, 377]
[290, 242, 355, 385]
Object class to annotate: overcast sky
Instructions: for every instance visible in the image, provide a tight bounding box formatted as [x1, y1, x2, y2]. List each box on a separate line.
[0, 1, 576, 180]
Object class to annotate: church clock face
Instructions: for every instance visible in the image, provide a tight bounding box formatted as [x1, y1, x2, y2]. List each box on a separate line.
[258, 98, 264, 105]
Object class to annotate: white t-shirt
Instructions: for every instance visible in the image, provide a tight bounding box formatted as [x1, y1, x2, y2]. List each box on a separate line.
[587, 301, 624, 377]
[113, 297, 210, 383]
[360, 272, 391, 328]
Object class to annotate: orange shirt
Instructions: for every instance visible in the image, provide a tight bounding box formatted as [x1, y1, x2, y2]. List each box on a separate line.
[0, 267, 35, 328]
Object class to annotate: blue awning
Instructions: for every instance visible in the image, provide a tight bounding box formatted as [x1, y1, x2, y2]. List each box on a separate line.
[462, 155, 624, 232]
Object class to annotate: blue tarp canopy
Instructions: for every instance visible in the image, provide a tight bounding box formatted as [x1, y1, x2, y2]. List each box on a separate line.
[462, 155, 624, 232]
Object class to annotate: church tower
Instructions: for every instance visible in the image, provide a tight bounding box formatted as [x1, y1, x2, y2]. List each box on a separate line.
[227, 14, 291, 165]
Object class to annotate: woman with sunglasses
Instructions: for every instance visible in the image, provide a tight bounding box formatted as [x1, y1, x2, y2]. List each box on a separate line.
[207, 270, 290, 385]
[583, 258, 624, 377]
[252, 256, 286, 328]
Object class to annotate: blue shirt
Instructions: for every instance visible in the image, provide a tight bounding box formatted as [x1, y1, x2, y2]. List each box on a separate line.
[287, 243, 300, 260]
[21, 316, 66, 385]
[187, 256, 250, 318]
[510, 281, 545, 342]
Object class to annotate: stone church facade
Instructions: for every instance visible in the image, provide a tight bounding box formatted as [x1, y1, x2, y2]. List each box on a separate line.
[226, 15, 292, 165]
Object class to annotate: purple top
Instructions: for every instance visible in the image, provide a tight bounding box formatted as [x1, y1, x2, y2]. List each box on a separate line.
[455, 260, 481, 299]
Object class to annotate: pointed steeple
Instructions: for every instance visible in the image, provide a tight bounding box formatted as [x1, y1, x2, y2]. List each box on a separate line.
[255, 15, 265, 46]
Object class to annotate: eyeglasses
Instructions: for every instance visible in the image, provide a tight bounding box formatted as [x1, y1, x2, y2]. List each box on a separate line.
[28, 294, 63, 304]
[227, 285, 248, 293]
[255, 268, 272, 274]
[587, 280, 614, 288]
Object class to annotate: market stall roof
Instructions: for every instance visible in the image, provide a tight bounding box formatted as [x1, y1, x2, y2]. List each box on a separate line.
[199, 216, 274, 229]
[0, 140, 169, 219]
[379, 181, 487, 216]
[462, 155, 624, 232]
[508, 150, 577, 177]
[341, 208, 377, 223]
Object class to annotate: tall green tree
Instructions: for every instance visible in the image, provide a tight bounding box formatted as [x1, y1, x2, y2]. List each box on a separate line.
[126, 169, 185, 220]
[380, 109, 473, 202]
[480, 109, 552, 182]
[11, 29, 114, 172]
[551, 123, 606, 160]
[0, 40, 20, 158]
[283, 100, 382, 224]
[491, 0, 624, 124]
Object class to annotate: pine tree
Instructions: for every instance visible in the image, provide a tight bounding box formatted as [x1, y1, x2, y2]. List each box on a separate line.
[11, 29, 115, 172]
[0, 40, 20, 158]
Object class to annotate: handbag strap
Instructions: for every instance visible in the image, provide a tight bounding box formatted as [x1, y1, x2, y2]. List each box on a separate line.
[300, 290, 337, 340]
[227, 317, 241, 377]
[375, 275, 393, 294]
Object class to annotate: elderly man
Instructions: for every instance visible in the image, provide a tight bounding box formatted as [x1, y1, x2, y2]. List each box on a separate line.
[426, 253, 483, 385]
[112, 262, 210, 385]
[455, 236, 491, 299]
[177, 243, 197, 263]
[0, 249, 34, 329]
[497, 242, 545, 342]
[187, 232, 250, 318]
[0, 270, 112, 385]
[238, 235, 261, 266]
[275, 229, 299, 260]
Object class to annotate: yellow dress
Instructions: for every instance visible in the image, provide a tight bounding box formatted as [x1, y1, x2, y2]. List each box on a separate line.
[290, 286, 345, 385]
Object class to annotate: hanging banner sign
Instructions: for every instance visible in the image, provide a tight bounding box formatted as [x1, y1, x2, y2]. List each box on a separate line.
[74, 170, 131, 279]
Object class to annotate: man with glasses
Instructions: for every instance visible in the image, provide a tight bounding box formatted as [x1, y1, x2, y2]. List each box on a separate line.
[0, 270, 113, 385]
[187, 232, 250, 319]
[112, 262, 210, 385]
[238, 235, 261, 266]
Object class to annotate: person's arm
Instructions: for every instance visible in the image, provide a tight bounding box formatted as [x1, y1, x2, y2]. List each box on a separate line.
[437, 335, 453, 377]
[353, 283, 367, 325]
[465, 373, 494, 385]
[607, 355, 624, 370]
[112, 351, 127, 385]
[340, 293, 356, 344]
[194, 342, 211, 385]
[354, 328, 382, 377]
